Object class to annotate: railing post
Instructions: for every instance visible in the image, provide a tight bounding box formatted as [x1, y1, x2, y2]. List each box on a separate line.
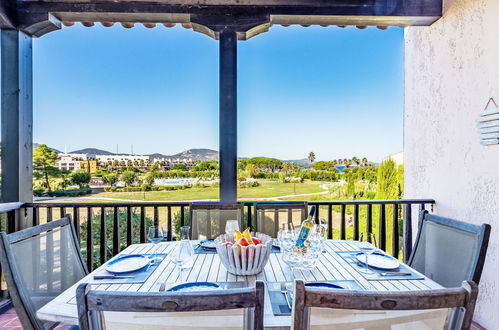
[378, 204, 386, 251]
[181, 205, 185, 227]
[353, 204, 359, 241]
[403, 204, 413, 262]
[392, 204, 399, 259]
[126, 206, 132, 246]
[73, 207, 80, 242]
[86, 207, 93, 271]
[100, 207, 106, 264]
[113, 206, 120, 255]
[366, 204, 372, 235]
[140, 206, 145, 243]
[327, 205, 333, 239]
[167, 206, 172, 241]
[340, 204, 346, 240]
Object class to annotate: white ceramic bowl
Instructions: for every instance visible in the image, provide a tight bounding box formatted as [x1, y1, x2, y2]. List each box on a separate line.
[215, 232, 272, 275]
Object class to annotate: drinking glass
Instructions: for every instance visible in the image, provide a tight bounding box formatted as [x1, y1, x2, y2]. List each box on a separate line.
[225, 220, 240, 239]
[358, 232, 378, 274]
[172, 226, 195, 282]
[148, 226, 164, 262]
[278, 223, 295, 252]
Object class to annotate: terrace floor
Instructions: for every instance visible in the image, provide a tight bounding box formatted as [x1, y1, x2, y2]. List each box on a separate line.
[0, 306, 488, 330]
[0, 307, 71, 329]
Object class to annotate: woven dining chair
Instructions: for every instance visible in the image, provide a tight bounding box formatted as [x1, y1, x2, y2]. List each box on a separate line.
[292, 279, 478, 330]
[408, 210, 491, 288]
[253, 202, 308, 237]
[77, 281, 265, 330]
[0, 216, 88, 330]
[189, 203, 244, 240]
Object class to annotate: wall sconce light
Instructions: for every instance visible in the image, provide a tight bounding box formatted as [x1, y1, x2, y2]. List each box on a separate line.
[477, 98, 499, 145]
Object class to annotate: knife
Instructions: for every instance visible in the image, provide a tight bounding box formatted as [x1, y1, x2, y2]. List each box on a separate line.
[380, 272, 412, 276]
[93, 275, 135, 280]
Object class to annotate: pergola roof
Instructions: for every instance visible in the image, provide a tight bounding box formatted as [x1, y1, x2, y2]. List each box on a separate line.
[2, 0, 442, 39]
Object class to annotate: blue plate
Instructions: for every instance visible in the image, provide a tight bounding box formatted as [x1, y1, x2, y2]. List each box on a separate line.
[199, 239, 217, 250]
[105, 254, 151, 274]
[167, 282, 220, 292]
[305, 282, 344, 289]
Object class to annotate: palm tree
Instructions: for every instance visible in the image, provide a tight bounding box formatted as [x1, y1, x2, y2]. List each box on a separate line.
[308, 152, 316, 166]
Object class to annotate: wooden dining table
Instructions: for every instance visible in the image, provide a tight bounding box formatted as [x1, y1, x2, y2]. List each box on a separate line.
[37, 240, 443, 329]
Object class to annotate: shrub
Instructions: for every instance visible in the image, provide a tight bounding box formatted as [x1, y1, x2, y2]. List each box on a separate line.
[104, 186, 117, 192]
[239, 181, 260, 188]
[33, 189, 44, 197]
[80, 210, 154, 270]
[48, 188, 92, 197]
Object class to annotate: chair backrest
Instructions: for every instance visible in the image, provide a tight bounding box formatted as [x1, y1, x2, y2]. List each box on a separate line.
[254, 202, 308, 237]
[189, 203, 244, 240]
[292, 280, 478, 330]
[77, 281, 265, 330]
[408, 210, 491, 288]
[0, 216, 88, 330]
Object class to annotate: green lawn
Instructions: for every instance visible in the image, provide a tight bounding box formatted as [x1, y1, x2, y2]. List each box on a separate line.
[51, 181, 325, 202]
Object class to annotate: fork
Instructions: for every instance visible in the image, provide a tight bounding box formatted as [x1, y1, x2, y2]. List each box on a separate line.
[280, 283, 292, 310]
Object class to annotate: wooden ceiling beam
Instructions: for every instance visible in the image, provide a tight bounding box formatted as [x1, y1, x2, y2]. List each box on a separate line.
[12, 0, 442, 38]
[0, 0, 16, 29]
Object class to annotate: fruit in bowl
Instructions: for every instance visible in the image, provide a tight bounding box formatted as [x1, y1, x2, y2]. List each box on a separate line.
[215, 229, 272, 275]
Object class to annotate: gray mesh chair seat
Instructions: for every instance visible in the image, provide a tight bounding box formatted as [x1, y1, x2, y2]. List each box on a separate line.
[254, 202, 307, 237]
[408, 210, 491, 288]
[0, 216, 88, 330]
[76, 281, 265, 330]
[189, 203, 244, 240]
[291, 279, 478, 330]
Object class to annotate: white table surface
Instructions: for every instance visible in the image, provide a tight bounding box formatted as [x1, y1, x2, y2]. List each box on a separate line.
[37, 240, 442, 328]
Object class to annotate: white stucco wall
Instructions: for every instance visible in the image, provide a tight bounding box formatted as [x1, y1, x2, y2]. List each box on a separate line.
[404, 0, 499, 328]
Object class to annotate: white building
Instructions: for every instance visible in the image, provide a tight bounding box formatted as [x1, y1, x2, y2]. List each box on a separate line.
[151, 157, 196, 170]
[96, 155, 150, 166]
[384, 151, 403, 167]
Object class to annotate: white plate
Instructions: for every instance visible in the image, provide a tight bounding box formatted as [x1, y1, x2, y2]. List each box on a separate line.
[356, 253, 400, 270]
[105, 255, 151, 274]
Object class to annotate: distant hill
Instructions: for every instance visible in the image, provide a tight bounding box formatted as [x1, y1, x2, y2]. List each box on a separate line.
[170, 148, 219, 161]
[33, 143, 61, 153]
[284, 158, 309, 165]
[69, 148, 115, 155]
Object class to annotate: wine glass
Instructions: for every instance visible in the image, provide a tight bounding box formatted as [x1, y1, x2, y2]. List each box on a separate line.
[358, 232, 378, 274]
[225, 220, 240, 239]
[148, 226, 164, 262]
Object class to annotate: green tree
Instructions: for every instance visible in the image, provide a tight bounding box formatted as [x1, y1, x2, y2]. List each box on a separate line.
[346, 171, 355, 197]
[59, 169, 72, 189]
[397, 165, 404, 199]
[102, 172, 118, 186]
[172, 164, 187, 171]
[376, 159, 398, 199]
[308, 152, 316, 166]
[33, 144, 60, 192]
[71, 171, 91, 188]
[121, 170, 137, 187]
[144, 172, 156, 186]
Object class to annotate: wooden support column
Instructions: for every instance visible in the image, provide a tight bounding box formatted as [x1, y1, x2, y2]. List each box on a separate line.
[219, 29, 237, 203]
[1, 30, 33, 209]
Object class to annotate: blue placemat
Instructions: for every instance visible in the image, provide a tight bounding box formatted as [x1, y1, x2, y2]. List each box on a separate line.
[90, 253, 167, 284]
[337, 251, 424, 281]
[195, 245, 217, 254]
[268, 280, 362, 316]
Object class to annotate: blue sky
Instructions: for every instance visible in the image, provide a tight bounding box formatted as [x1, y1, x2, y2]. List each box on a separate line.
[33, 24, 403, 162]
